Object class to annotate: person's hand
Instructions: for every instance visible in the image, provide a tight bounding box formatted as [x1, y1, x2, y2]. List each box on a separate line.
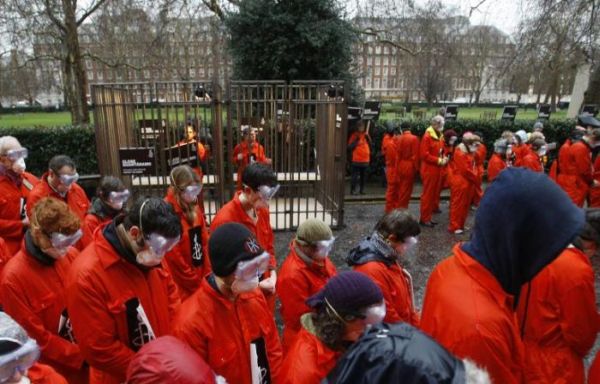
[259, 271, 276, 295]
[237, 153, 243, 161]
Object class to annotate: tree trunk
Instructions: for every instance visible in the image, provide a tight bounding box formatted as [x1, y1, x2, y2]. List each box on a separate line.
[62, 0, 90, 125]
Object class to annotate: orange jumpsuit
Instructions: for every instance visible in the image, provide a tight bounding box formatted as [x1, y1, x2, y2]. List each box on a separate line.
[28, 363, 69, 384]
[557, 141, 593, 207]
[232, 141, 268, 190]
[27, 173, 92, 248]
[66, 225, 180, 384]
[419, 127, 445, 223]
[0, 171, 38, 255]
[173, 277, 283, 384]
[83, 213, 111, 240]
[279, 326, 340, 384]
[420, 245, 525, 384]
[1, 239, 87, 383]
[210, 191, 276, 308]
[513, 144, 529, 167]
[487, 153, 507, 182]
[163, 189, 211, 300]
[348, 132, 370, 164]
[382, 134, 399, 213]
[394, 131, 420, 209]
[353, 260, 419, 325]
[472, 143, 486, 206]
[516, 247, 598, 383]
[448, 148, 477, 232]
[521, 152, 544, 173]
[277, 242, 336, 350]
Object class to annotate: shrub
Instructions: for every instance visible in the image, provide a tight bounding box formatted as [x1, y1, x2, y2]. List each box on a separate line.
[0, 126, 98, 176]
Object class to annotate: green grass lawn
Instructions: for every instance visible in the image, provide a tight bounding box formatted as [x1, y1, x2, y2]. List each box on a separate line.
[0, 107, 570, 129]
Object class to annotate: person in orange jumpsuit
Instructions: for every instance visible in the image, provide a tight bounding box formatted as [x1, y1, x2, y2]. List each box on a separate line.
[471, 131, 486, 208]
[521, 138, 546, 173]
[448, 134, 480, 234]
[0, 136, 39, 255]
[163, 165, 210, 300]
[66, 197, 182, 384]
[348, 120, 371, 195]
[179, 122, 208, 178]
[439, 129, 458, 193]
[512, 130, 529, 166]
[126, 336, 223, 384]
[382, 122, 399, 212]
[210, 163, 278, 309]
[84, 176, 129, 238]
[487, 139, 512, 182]
[393, 122, 420, 209]
[558, 128, 600, 207]
[420, 167, 584, 384]
[590, 151, 600, 207]
[277, 218, 337, 350]
[1, 198, 87, 383]
[233, 126, 271, 190]
[280, 271, 385, 384]
[347, 209, 420, 325]
[173, 223, 283, 384]
[516, 208, 600, 384]
[419, 116, 447, 227]
[0, 312, 69, 384]
[27, 155, 91, 248]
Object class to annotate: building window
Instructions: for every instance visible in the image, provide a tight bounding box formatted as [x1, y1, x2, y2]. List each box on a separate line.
[375, 67, 380, 75]
[375, 57, 380, 65]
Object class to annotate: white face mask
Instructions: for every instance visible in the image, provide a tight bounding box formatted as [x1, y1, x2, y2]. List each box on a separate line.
[12, 157, 26, 174]
[182, 184, 202, 203]
[537, 146, 547, 157]
[107, 190, 130, 211]
[395, 236, 418, 259]
[469, 145, 479, 153]
[231, 274, 260, 295]
[42, 246, 69, 260]
[363, 301, 386, 326]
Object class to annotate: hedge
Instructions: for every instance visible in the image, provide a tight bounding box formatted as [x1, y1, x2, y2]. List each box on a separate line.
[0, 118, 576, 180]
[0, 126, 98, 176]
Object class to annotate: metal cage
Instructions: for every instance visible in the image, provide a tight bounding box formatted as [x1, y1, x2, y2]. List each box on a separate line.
[91, 80, 347, 229]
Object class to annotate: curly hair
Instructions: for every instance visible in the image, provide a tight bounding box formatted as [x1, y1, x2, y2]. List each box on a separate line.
[31, 197, 80, 249]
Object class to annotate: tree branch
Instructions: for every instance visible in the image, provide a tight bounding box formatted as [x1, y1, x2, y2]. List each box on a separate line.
[76, 0, 109, 26]
[43, 0, 67, 32]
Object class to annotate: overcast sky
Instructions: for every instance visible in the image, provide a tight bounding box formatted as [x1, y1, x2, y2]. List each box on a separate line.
[445, 0, 526, 36]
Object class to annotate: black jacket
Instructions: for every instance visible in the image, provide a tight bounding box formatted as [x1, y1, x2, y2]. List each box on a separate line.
[324, 322, 465, 384]
[346, 233, 395, 268]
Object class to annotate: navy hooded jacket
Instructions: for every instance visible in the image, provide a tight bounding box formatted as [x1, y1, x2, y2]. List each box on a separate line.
[324, 322, 466, 384]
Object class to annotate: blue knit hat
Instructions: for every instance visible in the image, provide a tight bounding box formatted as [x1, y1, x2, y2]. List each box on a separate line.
[306, 271, 383, 315]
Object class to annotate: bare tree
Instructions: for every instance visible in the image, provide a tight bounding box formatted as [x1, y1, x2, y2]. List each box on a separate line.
[0, 0, 114, 124]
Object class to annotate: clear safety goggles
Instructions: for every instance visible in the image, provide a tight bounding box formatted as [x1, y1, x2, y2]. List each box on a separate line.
[184, 184, 202, 197]
[234, 252, 271, 281]
[4, 148, 28, 161]
[144, 232, 180, 257]
[108, 189, 130, 205]
[50, 229, 83, 249]
[0, 338, 40, 383]
[257, 184, 280, 201]
[315, 237, 335, 254]
[59, 172, 79, 186]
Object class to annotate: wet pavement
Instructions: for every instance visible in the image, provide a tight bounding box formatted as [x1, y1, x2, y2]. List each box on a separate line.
[273, 199, 600, 366]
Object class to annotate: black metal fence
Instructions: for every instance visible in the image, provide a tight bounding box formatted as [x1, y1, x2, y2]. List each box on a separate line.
[91, 80, 347, 229]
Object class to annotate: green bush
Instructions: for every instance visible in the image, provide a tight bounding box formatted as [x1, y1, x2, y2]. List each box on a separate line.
[0, 126, 98, 176]
[364, 118, 576, 178]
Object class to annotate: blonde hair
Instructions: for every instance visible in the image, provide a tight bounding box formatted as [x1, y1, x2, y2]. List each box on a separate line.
[169, 165, 201, 224]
